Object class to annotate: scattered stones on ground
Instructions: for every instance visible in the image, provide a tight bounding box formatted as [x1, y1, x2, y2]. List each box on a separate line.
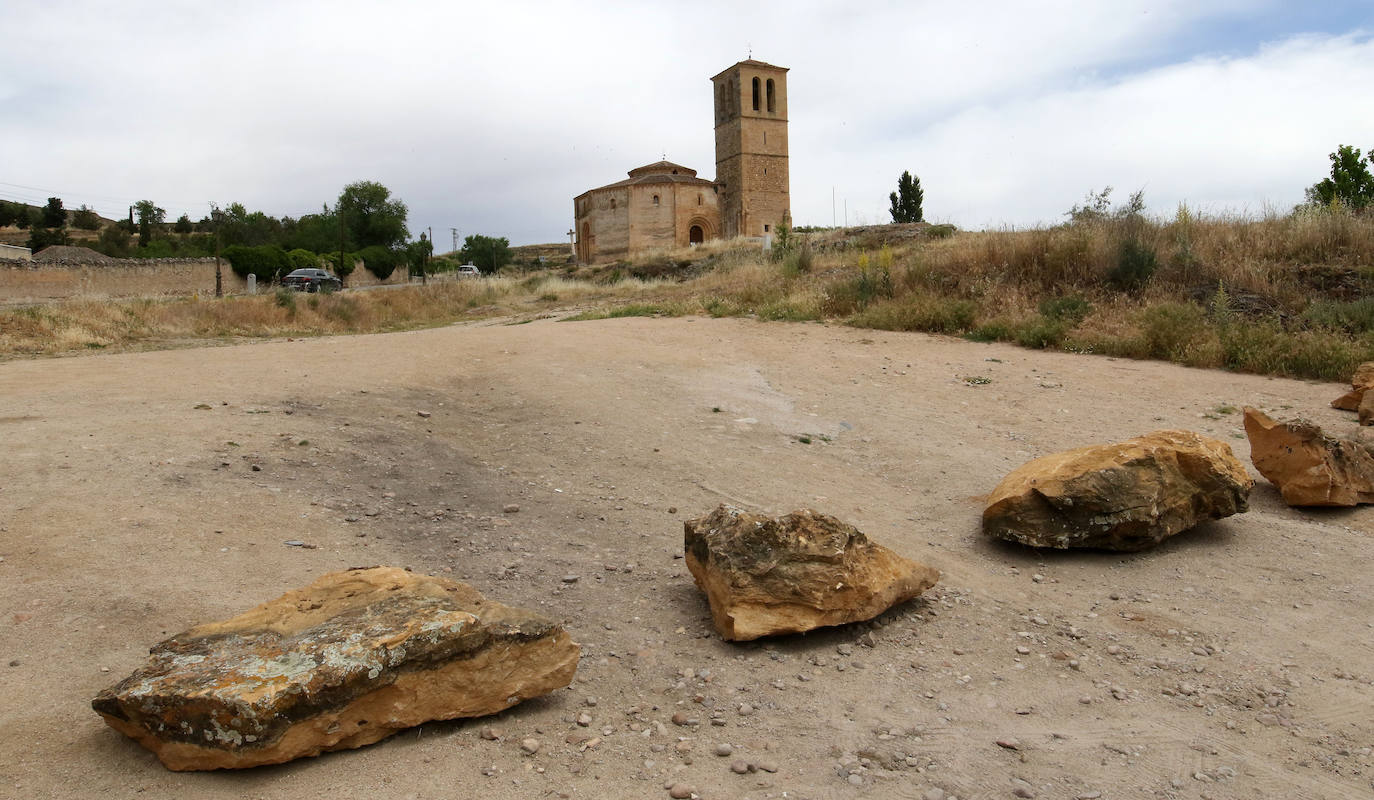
[668, 783, 694, 798]
[715, 742, 734, 756]
[1244, 407, 1374, 506]
[982, 430, 1252, 551]
[520, 737, 540, 755]
[91, 566, 580, 770]
[683, 505, 940, 641]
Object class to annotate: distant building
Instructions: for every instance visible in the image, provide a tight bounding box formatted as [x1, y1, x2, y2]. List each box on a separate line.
[573, 59, 790, 264]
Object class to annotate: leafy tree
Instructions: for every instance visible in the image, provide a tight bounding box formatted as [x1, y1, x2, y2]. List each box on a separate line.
[72, 205, 101, 230]
[41, 197, 66, 229]
[337, 181, 409, 250]
[460, 234, 511, 272]
[888, 171, 924, 224]
[134, 200, 165, 248]
[173, 213, 193, 234]
[0, 201, 16, 228]
[96, 224, 132, 257]
[27, 226, 68, 251]
[1306, 144, 1374, 210]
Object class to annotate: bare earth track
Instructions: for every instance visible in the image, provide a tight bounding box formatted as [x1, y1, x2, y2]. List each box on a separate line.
[1, 316, 1370, 799]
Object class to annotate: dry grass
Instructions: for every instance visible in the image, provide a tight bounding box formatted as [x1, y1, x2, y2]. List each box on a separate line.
[0, 276, 668, 358]
[6, 211, 1373, 381]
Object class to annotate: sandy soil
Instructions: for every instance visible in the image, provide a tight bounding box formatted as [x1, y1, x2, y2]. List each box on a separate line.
[1, 316, 1370, 800]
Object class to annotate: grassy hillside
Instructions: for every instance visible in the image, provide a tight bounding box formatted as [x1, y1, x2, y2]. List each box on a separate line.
[4, 209, 1371, 381]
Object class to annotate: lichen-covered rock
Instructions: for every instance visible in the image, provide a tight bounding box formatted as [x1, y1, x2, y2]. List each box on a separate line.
[1331, 362, 1374, 412]
[983, 430, 1252, 551]
[92, 567, 580, 770]
[1243, 407, 1374, 506]
[684, 505, 939, 641]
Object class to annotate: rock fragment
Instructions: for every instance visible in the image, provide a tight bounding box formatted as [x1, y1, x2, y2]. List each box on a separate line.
[683, 506, 939, 641]
[1331, 362, 1374, 412]
[1244, 407, 1374, 506]
[92, 566, 580, 770]
[982, 430, 1251, 551]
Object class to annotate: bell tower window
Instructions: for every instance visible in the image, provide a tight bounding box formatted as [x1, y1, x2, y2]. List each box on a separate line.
[766, 79, 775, 113]
[751, 77, 760, 111]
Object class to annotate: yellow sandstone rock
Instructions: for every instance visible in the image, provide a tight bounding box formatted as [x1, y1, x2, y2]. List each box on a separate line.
[983, 430, 1251, 551]
[1244, 407, 1374, 506]
[92, 566, 580, 770]
[684, 505, 939, 642]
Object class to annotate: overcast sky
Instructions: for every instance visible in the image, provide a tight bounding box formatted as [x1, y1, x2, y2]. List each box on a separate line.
[2, 1, 1371, 247]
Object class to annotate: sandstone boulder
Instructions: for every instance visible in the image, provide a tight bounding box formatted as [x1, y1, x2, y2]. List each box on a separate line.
[1331, 361, 1374, 412]
[684, 505, 939, 641]
[983, 430, 1252, 551]
[1243, 407, 1374, 506]
[92, 566, 580, 770]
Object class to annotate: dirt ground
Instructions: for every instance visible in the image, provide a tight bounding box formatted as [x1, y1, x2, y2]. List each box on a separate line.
[1, 316, 1370, 800]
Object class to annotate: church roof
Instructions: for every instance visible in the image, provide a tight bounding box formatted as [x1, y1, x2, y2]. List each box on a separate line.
[627, 160, 697, 178]
[577, 161, 716, 197]
[711, 59, 789, 80]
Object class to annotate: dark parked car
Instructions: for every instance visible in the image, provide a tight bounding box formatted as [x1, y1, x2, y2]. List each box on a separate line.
[281, 268, 342, 292]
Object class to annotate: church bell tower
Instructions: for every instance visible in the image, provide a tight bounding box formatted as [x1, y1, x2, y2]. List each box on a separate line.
[712, 60, 789, 239]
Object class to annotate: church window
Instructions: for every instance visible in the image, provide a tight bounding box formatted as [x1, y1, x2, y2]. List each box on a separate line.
[764, 224, 771, 233]
[697, 194, 702, 206]
[652, 194, 660, 206]
[752, 77, 760, 111]
[610, 198, 616, 210]
[766, 79, 775, 113]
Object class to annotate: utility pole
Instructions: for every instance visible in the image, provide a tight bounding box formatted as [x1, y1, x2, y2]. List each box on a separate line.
[451, 227, 459, 253]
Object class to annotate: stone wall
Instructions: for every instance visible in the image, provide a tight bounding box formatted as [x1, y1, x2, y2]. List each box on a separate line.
[0, 258, 409, 304]
[0, 259, 244, 304]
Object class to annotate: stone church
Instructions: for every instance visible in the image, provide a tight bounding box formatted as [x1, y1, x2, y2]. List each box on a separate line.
[574, 60, 790, 264]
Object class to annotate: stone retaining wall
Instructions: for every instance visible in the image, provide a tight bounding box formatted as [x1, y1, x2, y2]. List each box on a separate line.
[0, 259, 410, 303]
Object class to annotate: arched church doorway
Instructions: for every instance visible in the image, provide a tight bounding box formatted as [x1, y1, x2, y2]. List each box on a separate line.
[689, 225, 704, 245]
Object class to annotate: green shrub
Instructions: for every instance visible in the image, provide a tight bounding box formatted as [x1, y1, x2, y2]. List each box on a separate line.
[926, 224, 957, 239]
[287, 248, 320, 270]
[850, 296, 976, 334]
[223, 244, 291, 282]
[967, 319, 1014, 342]
[1109, 238, 1158, 290]
[1138, 302, 1209, 361]
[1303, 297, 1374, 334]
[1039, 294, 1092, 323]
[358, 245, 402, 280]
[273, 288, 296, 313]
[1012, 317, 1070, 349]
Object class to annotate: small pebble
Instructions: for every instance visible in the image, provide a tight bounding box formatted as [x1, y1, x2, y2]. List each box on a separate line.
[667, 507, 678, 514]
[561, 575, 580, 584]
[996, 738, 1020, 750]
[1031, 574, 1045, 583]
[756, 759, 778, 773]
[576, 712, 593, 727]
[715, 743, 734, 756]
[520, 737, 540, 754]
[671, 712, 694, 726]
[1016, 646, 1030, 655]
[1012, 787, 1035, 798]
[503, 504, 520, 513]
[737, 703, 754, 716]
[479, 726, 501, 740]
[1107, 645, 1122, 656]
[730, 759, 750, 774]
[848, 774, 864, 786]
[668, 783, 693, 799]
